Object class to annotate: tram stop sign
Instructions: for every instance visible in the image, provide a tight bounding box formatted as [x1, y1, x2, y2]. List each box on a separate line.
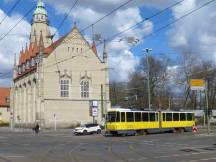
[190, 79, 205, 91]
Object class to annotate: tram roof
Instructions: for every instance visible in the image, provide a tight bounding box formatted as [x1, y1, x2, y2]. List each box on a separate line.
[107, 108, 194, 113]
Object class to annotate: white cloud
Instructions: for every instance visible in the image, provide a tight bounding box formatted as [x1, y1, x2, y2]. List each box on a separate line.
[168, 0, 216, 61]
[0, 9, 58, 86]
[0, 9, 30, 86]
[45, 0, 154, 81]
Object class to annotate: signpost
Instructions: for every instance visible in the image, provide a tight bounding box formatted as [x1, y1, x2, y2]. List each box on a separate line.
[89, 101, 98, 123]
[190, 79, 205, 91]
[190, 79, 210, 134]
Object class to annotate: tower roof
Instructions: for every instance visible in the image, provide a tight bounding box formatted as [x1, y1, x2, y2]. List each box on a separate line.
[34, 0, 47, 16]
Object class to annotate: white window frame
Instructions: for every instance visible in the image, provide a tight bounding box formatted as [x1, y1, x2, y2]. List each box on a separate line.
[81, 80, 89, 98]
[60, 79, 70, 98]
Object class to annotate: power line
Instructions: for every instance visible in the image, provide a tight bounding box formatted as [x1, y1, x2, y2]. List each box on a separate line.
[0, 5, 35, 42]
[0, 0, 22, 25]
[139, 0, 216, 42]
[53, 0, 79, 36]
[81, 0, 134, 32]
[54, 0, 135, 39]
[43, 0, 136, 69]
[48, 0, 214, 69]
[107, 0, 185, 41]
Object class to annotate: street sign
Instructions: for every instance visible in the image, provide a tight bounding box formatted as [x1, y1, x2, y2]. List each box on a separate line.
[92, 107, 98, 117]
[190, 79, 205, 91]
[89, 100, 98, 117]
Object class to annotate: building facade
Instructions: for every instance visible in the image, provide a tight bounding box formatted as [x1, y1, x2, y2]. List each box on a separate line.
[11, 0, 110, 128]
[0, 87, 10, 123]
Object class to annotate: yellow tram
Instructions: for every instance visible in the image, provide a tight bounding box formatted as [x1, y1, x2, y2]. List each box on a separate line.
[106, 109, 195, 135]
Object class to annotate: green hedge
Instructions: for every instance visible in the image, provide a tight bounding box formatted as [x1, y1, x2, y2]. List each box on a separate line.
[0, 122, 9, 127]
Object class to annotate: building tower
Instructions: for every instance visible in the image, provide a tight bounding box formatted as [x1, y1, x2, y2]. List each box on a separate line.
[30, 0, 52, 47]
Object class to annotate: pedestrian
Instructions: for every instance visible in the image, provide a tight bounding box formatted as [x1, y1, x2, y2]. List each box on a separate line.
[35, 123, 40, 134]
[32, 126, 35, 135]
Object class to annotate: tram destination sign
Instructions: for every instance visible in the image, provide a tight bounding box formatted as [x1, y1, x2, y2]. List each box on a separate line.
[190, 79, 205, 91]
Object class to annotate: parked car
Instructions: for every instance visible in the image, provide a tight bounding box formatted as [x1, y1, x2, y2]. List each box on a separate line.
[74, 123, 101, 135]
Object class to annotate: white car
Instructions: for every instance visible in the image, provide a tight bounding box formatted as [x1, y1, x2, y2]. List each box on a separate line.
[74, 123, 101, 135]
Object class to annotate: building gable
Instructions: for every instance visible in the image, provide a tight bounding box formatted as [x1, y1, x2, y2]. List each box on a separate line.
[62, 26, 89, 47]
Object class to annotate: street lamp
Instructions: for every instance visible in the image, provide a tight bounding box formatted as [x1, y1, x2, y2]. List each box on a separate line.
[145, 48, 152, 110]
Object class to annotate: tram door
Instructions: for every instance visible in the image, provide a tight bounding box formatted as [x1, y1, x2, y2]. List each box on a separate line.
[158, 111, 162, 132]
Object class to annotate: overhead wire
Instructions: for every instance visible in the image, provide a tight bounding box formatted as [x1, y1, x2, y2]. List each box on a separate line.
[107, 0, 185, 42]
[43, 0, 136, 69]
[0, 0, 22, 25]
[48, 0, 215, 70]
[51, 0, 79, 72]
[0, 5, 35, 42]
[135, 0, 216, 45]
[80, 0, 135, 32]
[43, 0, 186, 69]
[53, 0, 79, 36]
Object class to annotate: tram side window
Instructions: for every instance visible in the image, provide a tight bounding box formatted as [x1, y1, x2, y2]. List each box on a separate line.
[155, 113, 158, 121]
[173, 113, 179, 121]
[135, 112, 141, 122]
[116, 112, 120, 122]
[166, 113, 172, 121]
[126, 112, 134, 122]
[187, 113, 193, 121]
[163, 113, 166, 121]
[180, 113, 186, 121]
[107, 112, 116, 122]
[149, 113, 155, 121]
[142, 112, 149, 121]
[121, 112, 125, 122]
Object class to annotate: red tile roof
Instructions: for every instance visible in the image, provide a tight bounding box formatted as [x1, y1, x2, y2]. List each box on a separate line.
[17, 26, 98, 79]
[0, 87, 10, 107]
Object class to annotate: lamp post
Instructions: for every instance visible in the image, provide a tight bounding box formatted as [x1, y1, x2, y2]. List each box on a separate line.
[145, 48, 152, 110]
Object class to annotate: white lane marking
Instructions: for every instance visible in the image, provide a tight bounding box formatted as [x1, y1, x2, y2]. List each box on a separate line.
[138, 157, 147, 160]
[181, 157, 216, 162]
[7, 155, 24, 158]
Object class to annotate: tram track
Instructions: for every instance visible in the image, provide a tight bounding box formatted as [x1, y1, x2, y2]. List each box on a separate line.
[108, 142, 130, 162]
[0, 156, 13, 162]
[38, 140, 79, 162]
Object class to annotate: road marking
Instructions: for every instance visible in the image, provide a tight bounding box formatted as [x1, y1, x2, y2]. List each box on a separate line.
[7, 155, 24, 158]
[180, 157, 216, 162]
[138, 157, 147, 160]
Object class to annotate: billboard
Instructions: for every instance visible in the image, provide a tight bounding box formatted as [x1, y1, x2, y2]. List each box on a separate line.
[190, 79, 205, 91]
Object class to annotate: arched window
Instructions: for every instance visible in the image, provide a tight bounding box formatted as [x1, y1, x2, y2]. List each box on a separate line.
[22, 64, 25, 72]
[18, 66, 22, 74]
[60, 79, 69, 97]
[26, 61, 30, 69]
[31, 57, 35, 67]
[80, 80, 89, 98]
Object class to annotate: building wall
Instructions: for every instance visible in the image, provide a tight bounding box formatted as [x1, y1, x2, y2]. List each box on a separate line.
[44, 100, 103, 128]
[42, 27, 110, 127]
[0, 107, 10, 123]
[12, 72, 38, 126]
[12, 27, 110, 128]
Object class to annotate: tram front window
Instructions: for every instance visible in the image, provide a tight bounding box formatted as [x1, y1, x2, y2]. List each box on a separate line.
[107, 112, 116, 122]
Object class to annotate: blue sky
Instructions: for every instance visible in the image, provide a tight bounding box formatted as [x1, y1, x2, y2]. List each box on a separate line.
[0, 0, 215, 86]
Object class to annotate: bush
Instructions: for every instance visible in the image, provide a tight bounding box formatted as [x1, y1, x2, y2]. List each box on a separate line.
[0, 122, 9, 127]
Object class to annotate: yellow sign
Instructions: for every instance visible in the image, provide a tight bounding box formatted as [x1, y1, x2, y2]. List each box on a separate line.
[190, 79, 205, 91]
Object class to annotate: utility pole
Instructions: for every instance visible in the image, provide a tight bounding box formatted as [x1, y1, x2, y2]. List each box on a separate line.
[101, 84, 104, 118]
[205, 81, 210, 134]
[145, 48, 152, 110]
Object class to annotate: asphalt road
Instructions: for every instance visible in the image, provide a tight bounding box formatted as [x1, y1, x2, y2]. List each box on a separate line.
[0, 128, 216, 162]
